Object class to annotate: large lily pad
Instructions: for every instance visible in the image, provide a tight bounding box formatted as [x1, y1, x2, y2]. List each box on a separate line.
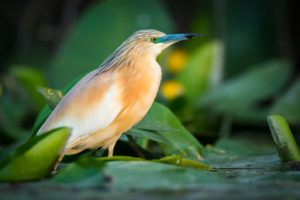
[53, 156, 104, 187]
[1, 137, 300, 199]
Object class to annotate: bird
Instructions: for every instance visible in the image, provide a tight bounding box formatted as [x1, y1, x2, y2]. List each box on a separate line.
[37, 29, 201, 159]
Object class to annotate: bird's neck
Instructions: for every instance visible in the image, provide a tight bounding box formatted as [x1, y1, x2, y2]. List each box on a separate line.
[116, 53, 162, 108]
[98, 45, 161, 77]
[115, 54, 161, 97]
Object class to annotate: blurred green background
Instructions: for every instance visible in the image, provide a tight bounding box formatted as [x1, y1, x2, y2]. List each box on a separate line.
[1, 0, 300, 198]
[1, 0, 299, 147]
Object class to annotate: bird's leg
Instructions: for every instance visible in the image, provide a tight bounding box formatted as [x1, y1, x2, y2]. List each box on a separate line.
[53, 154, 65, 171]
[108, 142, 116, 157]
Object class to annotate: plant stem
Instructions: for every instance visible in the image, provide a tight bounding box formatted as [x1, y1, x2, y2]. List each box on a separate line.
[267, 115, 300, 162]
[126, 135, 146, 159]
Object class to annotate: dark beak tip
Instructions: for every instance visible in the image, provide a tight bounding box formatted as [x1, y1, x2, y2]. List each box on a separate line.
[186, 33, 202, 39]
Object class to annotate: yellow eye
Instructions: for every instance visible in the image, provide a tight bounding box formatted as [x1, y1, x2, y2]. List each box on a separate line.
[151, 37, 158, 43]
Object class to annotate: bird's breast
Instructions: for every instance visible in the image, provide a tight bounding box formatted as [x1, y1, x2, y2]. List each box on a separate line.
[116, 56, 162, 125]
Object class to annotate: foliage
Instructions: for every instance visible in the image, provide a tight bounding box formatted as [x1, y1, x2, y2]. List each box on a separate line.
[271, 78, 300, 124]
[135, 102, 203, 160]
[0, 0, 299, 198]
[197, 60, 291, 114]
[0, 127, 70, 181]
[2, 138, 300, 199]
[10, 65, 48, 110]
[98, 155, 213, 170]
[53, 156, 105, 187]
[178, 40, 223, 102]
[36, 87, 63, 110]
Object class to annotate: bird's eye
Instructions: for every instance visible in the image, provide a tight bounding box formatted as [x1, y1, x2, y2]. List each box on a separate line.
[151, 37, 158, 43]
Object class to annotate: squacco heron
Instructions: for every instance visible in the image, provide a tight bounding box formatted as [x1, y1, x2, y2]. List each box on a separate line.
[37, 29, 200, 159]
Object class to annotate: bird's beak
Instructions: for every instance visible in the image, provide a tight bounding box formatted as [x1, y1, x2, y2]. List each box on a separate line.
[157, 33, 202, 43]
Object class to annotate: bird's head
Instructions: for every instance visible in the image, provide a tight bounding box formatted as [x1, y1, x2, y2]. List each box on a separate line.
[99, 30, 201, 71]
[124, 29, 201, 57]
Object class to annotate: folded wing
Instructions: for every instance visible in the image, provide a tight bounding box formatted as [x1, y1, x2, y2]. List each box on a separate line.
[37, 69, 123, 147]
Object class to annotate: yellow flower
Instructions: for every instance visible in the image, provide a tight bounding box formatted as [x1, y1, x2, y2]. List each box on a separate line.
[161, 80, 184, 100]
[167, 50, 188, 74]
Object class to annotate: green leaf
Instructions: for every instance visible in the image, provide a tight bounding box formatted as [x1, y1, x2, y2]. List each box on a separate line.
[31, 74, 84, 136]
[53, 156, 104, 187]
[31, 106, 52, 137]
[11, 65, 48, 110]
[152, 155, 214, 170]
[126, 128, 170, 144]
[103, 161, 220, 190]
[0, 98, 29, 140]
[0, 127, 71, 182]
[134, 115, 179, 132]
[54, 155, 212, 187]
[97, 155, 212, 170]
[36, 87, 63, 110]
[51, 0, 173, 88]
[267, 115, 300, 162]
[2, 138, 300, 197]
[136, 102, 203, 160]
[98, 156, 145, 162]
[203, 137, 277, 168]
[197, 60, 291, 113]
[271, 77, 300, 124]
[178, 40, 224, 101]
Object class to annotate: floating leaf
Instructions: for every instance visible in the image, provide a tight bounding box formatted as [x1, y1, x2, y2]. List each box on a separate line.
[103, 161, 221, 190]
[267, 115, 300, 162]
[53, 156, 104, 187]
[0, 127, 70, 182]
[152, 155, 213, 170]
[203, 137, 277, 169]
[98, 155, 212, 170]
[2, 138, 300, 198]
[54, 155, 212, 187]
[98, 156, 145, 162]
